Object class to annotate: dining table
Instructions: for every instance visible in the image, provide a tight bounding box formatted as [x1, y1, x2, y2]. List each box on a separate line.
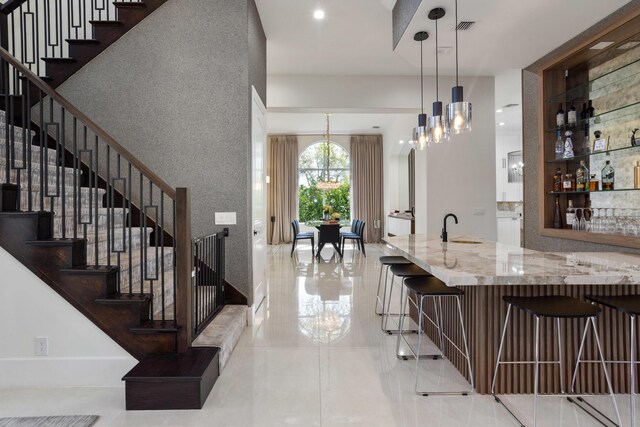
[306, 220, 350, 259]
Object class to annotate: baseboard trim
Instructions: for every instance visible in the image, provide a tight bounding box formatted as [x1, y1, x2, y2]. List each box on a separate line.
[0, 357, 136, 387]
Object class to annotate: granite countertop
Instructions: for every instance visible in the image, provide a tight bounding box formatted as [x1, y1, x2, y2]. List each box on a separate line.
[383, 234, 640, 286]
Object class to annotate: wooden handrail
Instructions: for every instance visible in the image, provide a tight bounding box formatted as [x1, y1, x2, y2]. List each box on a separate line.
[0, 0, 29, 14]
[0, 46, 176, 199]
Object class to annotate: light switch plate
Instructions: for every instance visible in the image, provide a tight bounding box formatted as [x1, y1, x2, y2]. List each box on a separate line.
[473, 208, 486, 216]
[215, 212, 237, 225]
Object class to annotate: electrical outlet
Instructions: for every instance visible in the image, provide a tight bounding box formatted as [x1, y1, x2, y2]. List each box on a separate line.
[473, 208, 486, 216]
[35, 337, 48, 356]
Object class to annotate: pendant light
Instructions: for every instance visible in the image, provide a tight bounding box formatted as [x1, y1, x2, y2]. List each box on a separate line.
[447, 0, 472, 134]
[428, 8, 449, 144]
[316, 114, 341, 191]
[412, 31, 429, 151]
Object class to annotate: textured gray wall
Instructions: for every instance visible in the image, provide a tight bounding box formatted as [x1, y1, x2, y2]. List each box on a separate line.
[392, 0, 422, 50]
[523, 0, 640, 254]
[56, 0, 266, 298]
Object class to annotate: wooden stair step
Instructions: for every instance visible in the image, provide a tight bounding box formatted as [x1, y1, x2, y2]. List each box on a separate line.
[90, 20, 124, 27]
[113, 2, 148, 8]
[130, 320, 179, 334]
[122, 347, 220, 410]
[65, 39, 100, 45]
[95, 293, 151, 305]
[41, 57, 77, 64]
[60, 265, 119, 275]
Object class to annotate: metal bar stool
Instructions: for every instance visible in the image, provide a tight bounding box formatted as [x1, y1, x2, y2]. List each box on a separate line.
[491, 295, 621, 427]
[395, 275, 474, 396]
[581, 295, 640, 427]
[375, 256, 412, 316]
[381, 264, 430, 334]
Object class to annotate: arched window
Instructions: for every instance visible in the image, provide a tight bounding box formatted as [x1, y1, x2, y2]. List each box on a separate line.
[298, 142, 350, 222]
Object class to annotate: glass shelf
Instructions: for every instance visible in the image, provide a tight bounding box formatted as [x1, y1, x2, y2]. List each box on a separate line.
[545, 143, 640, 164]
[545, 99, 640, 133]
[548, 188, 640, 195]
[545, 58, 640, 103]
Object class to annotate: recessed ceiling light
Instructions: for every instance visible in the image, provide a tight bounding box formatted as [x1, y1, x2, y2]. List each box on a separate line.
[499, 122, 506, 126]
[496, 109, 503, 113]
[313, 9, 325, 20]
[589, 41, 614, 50]
[372, 125, 380, 129]
[399, 140, 405, 144]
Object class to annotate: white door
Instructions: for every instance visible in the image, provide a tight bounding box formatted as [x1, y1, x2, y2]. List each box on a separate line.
[251, 87, 267, 322]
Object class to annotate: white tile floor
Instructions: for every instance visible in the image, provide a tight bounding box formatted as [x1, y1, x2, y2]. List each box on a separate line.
[0, 243, 634, 426]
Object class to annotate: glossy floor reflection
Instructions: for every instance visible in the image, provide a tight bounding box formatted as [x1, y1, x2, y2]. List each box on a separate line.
[0, 243, 633, 426]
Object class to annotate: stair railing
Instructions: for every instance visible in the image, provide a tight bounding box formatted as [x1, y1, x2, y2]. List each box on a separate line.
[0, 46, 193, 353]
[192, 231, 226, 337]
[1, 0, 144, 76]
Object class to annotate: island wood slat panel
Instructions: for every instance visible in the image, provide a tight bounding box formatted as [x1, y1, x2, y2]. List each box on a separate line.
[410, 284, 640, 394]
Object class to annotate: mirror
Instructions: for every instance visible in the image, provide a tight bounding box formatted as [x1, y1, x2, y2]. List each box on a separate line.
[396, 149, 415, 214]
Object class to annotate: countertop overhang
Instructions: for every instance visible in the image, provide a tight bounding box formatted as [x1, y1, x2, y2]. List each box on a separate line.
[383, 234, 640, 286]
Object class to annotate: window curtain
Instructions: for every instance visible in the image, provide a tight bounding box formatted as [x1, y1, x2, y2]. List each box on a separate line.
[350, 135, 383, 243]
[267, 135, 298, 244]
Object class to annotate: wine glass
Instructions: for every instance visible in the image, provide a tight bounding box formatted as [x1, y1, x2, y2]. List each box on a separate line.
[573, 208, 582, 231]
[581, 208, 590, 232]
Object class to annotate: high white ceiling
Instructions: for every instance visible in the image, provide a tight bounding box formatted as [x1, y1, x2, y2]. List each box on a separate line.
[267, 113, 404, 134]
[255, 0, 632, 76]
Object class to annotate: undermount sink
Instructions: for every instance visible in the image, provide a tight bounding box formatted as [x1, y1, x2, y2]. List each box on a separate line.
[450, 239, 482, 244]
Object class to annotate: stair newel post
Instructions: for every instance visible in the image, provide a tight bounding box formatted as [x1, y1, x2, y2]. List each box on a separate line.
[175, 187, 193, 354]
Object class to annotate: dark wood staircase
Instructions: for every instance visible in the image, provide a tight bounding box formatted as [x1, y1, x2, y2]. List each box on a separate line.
[0, 1, 223, 404]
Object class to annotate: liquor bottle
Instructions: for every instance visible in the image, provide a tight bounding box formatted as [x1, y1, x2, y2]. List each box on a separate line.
[563, 173, 575, 192]
[587, 99, 595, 118]
[576, 160, 589, 191]
[556, 103, 565, 127]
[568, 102, 577, 125]
[580, 103, 587, 123]
[553, 196, 563, 229]
[589, 174, 599, 191]
[566, 200, 576, 229]
[555, 130, 564, 160]
[602, 160, 615, 190]
[553, 168, 563, 192]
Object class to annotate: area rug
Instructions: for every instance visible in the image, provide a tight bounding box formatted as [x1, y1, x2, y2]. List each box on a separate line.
[0, 415, 98, 427]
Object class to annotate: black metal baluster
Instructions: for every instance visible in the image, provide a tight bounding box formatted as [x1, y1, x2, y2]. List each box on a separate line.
[193, 239, 199, 329]
[93, 135, 99, 266]
[139, 172, 143, 296]
[172, 199, 177, 321]
[128, 162, 132, 295]
[106, 144, 111, 267]
[72, 117, 77, 238]
[60, 106, 66, 239]
[160, 192, 165, 322]
[38, 89, 44, 212]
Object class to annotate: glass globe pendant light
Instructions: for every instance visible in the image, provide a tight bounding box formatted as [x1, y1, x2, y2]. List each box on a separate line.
[413, 31, 429, 150]
[428, 8, 449, 144]
[447, 0, 472, 134]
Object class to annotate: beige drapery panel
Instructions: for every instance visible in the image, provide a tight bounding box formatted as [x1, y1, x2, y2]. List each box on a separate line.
[267, 135, 298, 244]
[351, 135, 384, 243]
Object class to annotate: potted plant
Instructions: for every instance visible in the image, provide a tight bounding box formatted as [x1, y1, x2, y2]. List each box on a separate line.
[323, 205, 333, 220]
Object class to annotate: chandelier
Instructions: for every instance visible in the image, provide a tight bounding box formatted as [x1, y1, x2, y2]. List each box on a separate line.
[316, 114, 342, 191]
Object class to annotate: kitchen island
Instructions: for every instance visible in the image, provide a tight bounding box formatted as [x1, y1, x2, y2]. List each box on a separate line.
[383, 234, 640, 394]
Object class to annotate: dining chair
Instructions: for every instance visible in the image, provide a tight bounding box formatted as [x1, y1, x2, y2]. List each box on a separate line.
[341, 219, 366, 257]
[291, 220, 315, 257]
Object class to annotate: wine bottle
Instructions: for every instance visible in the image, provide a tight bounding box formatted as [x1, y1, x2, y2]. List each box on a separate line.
[602, 160, 614, 191]
[580, 103, 587, 122]
[553, 196, 562, 229]
[556, 103, 565, 127]
[587, 99, 595, 118]
[568, 102, 577, 125]
[554, 130, 564, 160]
[553, 168, 563, 192]
[566, 200, 575, 229]
[576, 161, 589, 191]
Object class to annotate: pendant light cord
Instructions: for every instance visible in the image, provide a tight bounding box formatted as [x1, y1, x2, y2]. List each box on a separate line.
[455, 0, 459, 87]
[435, 18, 439, 102]
[420, 39, 424, 114]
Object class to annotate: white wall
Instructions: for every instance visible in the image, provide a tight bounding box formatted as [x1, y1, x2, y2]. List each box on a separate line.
[496, 133, 524, 202]
[268, 74, 497, 241]
[0, 247, 136, 387]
